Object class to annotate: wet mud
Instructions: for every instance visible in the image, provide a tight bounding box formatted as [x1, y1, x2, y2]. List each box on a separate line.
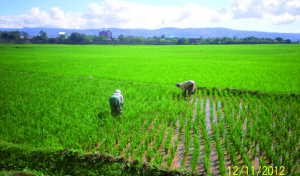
[90, 94, 296, 175]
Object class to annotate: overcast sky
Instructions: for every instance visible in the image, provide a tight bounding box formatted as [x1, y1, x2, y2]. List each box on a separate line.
[0, 0, 299, 33]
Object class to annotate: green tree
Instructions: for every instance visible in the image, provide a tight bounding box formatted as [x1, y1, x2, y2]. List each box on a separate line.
[21, 31, 29, 38]
[39, 30, 47, 38]
[161, 34, 165, 39]
[85, 36, 92, 42]
[213, 38, 220, 44]
[176, 37, 189, 45]
[69, 32, 86, 42]
[154, 36, 160, 42]
[171, 38, 178, 43]
[87, 35, 98, 42]
[233, 36, 238, 43]
[147, 37, 154, 42]
[58, 34, 66, 42]
[99, 34, 108, 41]
[285, 39, 291, 43]
[8, 31, 20, 40]
[48, 37, 57, 43]
[118, 34, 125, 41]
[38, 30, 48, 41]
[275, 37, 283, 43]
[1, 31, 9, 39]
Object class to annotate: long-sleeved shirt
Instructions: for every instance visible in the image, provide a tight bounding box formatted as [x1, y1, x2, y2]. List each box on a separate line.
[109, 93, 123, 106]
[179, 80, 195, 91]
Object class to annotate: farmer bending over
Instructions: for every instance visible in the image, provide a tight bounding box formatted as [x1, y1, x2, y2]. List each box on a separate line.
[109, 89, 123, 115]
[176, 80, 196, 100]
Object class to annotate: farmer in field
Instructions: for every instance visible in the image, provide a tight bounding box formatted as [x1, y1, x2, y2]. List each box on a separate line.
[109, 89, 123, 115]
[176, 80, 196, 100]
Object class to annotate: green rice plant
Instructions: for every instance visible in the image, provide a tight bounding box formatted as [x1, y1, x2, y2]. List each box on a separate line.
[191, 132, 200, 172]
[183, 132, 190, 158]
[179, 151, 186, 169]
[154, 151, 163, 165]
[204, 141, 211, 157]
[191, 146, 199, 172]
[137, 144, 145, 161]
[146, 148, 154, 162]
[203, 152, 211, 176]
[219, 120, 225, 138]
[230, 145, 238, 166]
[166, 155, 173, 168]
[164, 128, 173, 154]
[1, 45, 299, 174]
[224, 133, 230, 152]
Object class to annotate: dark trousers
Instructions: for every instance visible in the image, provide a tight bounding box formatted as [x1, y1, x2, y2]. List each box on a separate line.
[183, 84, 196, 97]
[110, 105, 122, 115]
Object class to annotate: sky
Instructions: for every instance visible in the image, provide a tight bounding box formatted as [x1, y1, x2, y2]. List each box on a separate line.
[0, 0, 299, 33]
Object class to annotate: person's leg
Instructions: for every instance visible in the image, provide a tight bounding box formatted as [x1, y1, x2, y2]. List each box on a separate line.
[117, 106, 122, 115]
[191, 82, 196, 94]
[111, 105, 116, 115]
[188, 84, 193, 96]
[182, 90, 187, 99]
[109, 98, 114, 115]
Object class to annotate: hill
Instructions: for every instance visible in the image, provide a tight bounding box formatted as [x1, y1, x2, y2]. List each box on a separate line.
[0, 27, 299, 41]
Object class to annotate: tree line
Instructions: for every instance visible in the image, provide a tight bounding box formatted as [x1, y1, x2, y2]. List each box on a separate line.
[0, 30, 295, 44]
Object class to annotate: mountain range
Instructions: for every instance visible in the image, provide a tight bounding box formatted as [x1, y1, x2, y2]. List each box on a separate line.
[1, 27, 299, 41]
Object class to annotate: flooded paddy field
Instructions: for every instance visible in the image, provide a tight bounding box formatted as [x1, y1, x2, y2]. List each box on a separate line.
[89, 91, 299, 175]
[1, 44, 299, 175]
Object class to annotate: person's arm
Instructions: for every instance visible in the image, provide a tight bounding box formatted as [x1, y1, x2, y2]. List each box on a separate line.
[183, 89, 187, 98]
[180, 82, 188, 91]
[119, 94, 124, 106]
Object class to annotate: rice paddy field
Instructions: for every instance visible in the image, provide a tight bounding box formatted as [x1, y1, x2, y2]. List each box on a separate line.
[0, 44, 299, 175]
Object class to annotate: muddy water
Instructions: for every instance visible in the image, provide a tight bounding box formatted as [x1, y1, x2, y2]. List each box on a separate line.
[95, 95, 289, 175]
[204, 97, 220, 175]
[205, 98, 212, 134]
[196, 138, 205, 173]
[170, 116, 181, 169]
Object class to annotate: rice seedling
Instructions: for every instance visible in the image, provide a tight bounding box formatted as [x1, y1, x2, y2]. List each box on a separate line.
[1, 44, 299, 175]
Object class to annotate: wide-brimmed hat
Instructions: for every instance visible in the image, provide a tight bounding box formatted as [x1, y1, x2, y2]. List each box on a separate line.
[115, 89, 121, 94]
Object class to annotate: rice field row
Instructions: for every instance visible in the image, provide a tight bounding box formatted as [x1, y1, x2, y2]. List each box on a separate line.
[0, 44, 299, 94]
[1, 70, 299, 175]
[1, 44, 299, 175]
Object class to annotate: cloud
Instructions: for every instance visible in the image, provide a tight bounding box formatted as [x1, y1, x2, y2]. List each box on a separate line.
[0, 7, 86, 29]
[84, 1, 206, 29]
[50, 7, 64, 20]
[0, 7, 50, 28]
[229, 0, 300, 25]
[272, 12, 295, 24]
[286, 0, 300, 8]
[0, 0, 298, 29]
[230, 0, 284, 19]
[83, 0, 234, 29]
[0, 0, 232, 29]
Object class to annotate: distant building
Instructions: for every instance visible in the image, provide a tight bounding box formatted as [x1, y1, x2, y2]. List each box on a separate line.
[127, 35, 133, 38]
[21, 36, 32, 39]
[166, 36, 178, 40]
[34, 34, 41, 39]
[188, 38, 198, 43]
[58, 32, 68, 38]
[99, 29, 112, 40]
